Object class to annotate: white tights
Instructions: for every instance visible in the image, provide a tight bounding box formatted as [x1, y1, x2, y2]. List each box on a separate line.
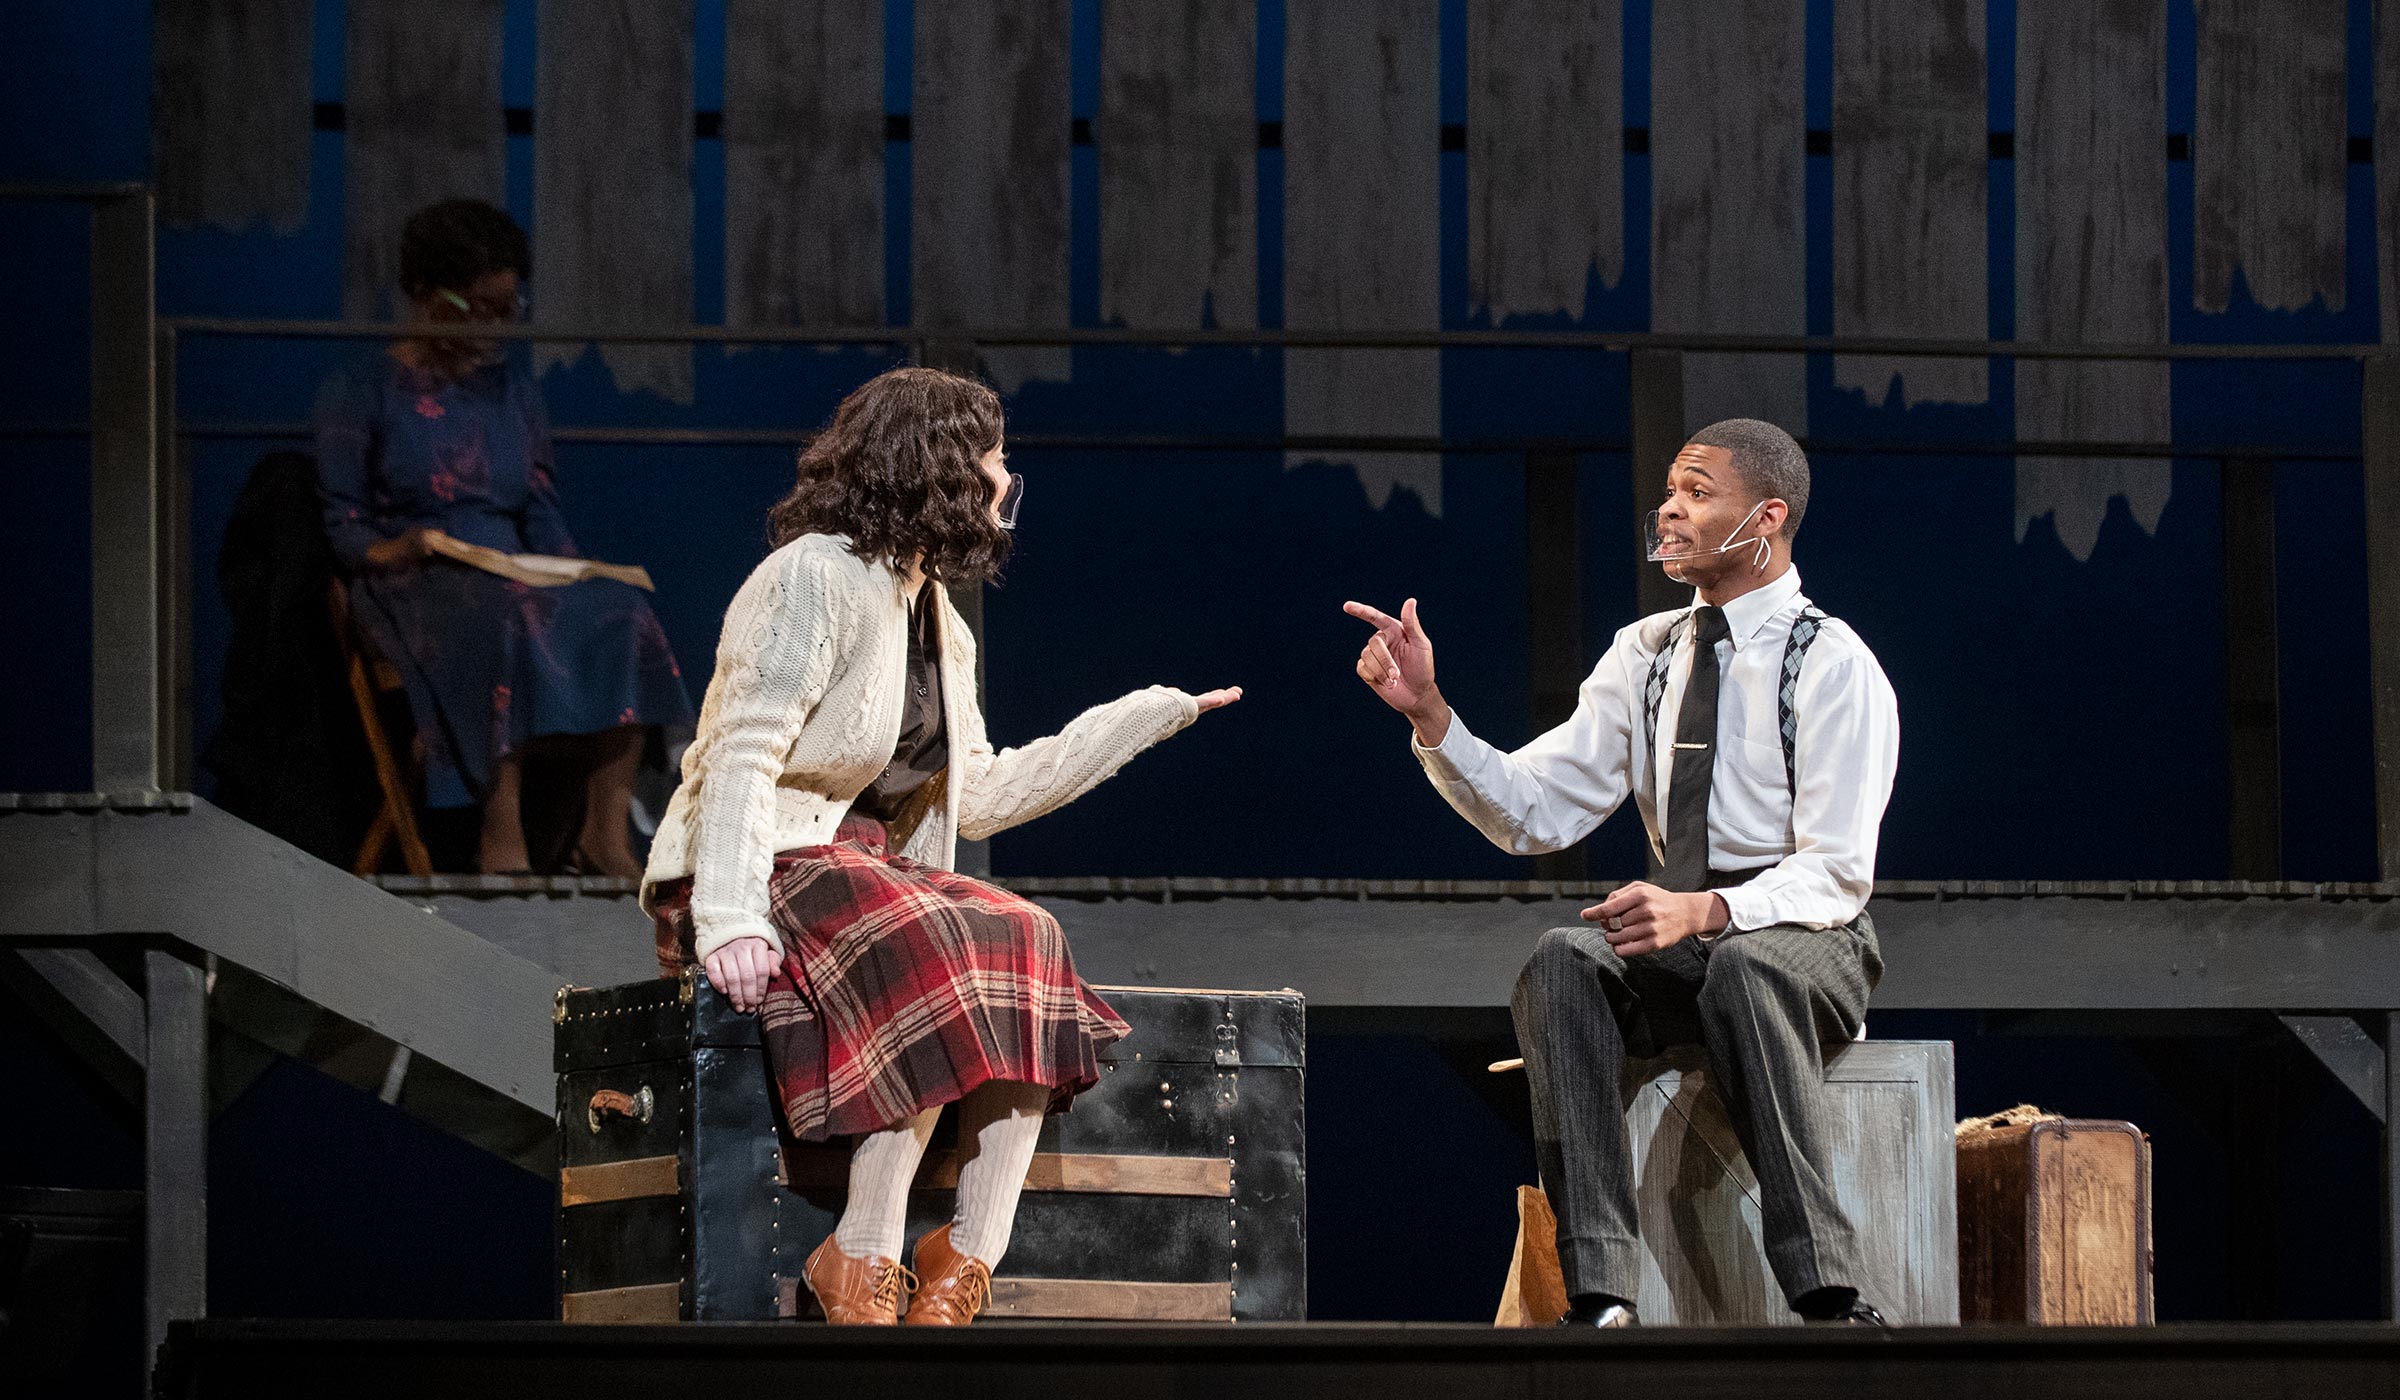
[830, 1079, 1050, 1267]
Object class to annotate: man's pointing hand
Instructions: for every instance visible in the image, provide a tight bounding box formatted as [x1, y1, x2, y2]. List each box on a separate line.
[1345, 596, 1451, 746]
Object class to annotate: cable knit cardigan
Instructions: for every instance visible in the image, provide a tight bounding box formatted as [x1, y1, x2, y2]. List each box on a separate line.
[641, 533, 1200, 964]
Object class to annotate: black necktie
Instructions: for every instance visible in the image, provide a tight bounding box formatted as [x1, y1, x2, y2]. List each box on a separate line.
[1663, 606, 1730, 893]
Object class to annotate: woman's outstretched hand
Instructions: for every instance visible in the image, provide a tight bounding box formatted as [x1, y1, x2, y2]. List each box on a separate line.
[1192, 686, 1244, 714]
[704, 935, 778, 1013]
[1344, 597, 1451, 746]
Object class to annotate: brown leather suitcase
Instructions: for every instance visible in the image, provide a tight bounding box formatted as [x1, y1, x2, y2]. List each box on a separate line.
[1956, 1116, 2153, 1323]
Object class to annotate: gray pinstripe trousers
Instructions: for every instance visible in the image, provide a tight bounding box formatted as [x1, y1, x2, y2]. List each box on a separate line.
[1509, 914, 1883, 1306]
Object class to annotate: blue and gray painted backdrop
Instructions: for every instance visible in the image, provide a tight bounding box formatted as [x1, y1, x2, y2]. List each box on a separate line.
[4, 0, 2391, 881]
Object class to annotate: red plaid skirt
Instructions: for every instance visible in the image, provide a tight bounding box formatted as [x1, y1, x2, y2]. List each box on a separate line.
[650, 815, 1129, 1141]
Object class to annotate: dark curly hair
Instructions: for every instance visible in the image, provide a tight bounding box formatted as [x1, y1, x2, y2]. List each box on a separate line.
[768, 368, 1013, 586]
[399, 198, 530, 300]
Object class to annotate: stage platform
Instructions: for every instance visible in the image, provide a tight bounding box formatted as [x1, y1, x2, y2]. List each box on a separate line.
[157, 1320, 2400, 1400]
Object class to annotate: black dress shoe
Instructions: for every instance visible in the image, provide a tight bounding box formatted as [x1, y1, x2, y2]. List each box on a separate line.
[1809, 1301, 1888, 1327]
[1556, 1299, 1639, 1328]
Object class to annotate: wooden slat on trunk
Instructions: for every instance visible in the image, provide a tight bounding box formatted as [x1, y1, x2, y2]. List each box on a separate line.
[560, 1154, 680, 1207]
[984, 1278, 1234, 1322]
[561, 1281, 681, 1324]
[780, 1148, 1232, 1199]
[775, 1274, 1234, 1322]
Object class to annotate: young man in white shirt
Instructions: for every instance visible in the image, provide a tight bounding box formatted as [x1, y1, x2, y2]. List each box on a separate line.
[1346, 418, 1900, 1327]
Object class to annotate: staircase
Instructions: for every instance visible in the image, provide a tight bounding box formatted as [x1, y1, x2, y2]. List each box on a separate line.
[0, 793, 591, 1364]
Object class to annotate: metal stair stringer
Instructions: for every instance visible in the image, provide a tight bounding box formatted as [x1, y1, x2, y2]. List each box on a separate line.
[0, 796, 559, 1169]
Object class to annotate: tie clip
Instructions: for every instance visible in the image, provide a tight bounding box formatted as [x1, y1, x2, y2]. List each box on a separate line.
[1672, 741, 1709, 751]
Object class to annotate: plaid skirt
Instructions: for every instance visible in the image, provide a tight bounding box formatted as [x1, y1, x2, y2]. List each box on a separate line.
[650, 815, 1129, 1141]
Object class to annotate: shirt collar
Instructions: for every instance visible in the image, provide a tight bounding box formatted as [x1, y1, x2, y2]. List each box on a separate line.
[1694, 566, 1804, 652]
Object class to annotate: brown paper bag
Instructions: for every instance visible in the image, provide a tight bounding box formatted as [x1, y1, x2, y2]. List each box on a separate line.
[1493, 1184, 1569, 1327]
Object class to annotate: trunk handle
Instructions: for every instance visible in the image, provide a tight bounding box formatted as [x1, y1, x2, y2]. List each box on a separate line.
[587, 1085, 655, 1134]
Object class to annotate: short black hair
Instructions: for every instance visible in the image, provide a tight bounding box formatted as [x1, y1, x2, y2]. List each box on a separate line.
[1687, 417, 1810, 540]
[398, 198, 530, 300]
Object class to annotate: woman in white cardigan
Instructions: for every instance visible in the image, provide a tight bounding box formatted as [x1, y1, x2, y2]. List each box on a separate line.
[642, 367, 1240, 1326]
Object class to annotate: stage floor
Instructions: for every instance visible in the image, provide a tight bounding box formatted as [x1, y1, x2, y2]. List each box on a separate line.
[159, 1319, 2400, 1400]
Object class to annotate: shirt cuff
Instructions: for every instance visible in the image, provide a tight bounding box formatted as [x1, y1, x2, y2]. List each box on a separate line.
[1718, 878, 1859, 934]
[1720, 880, 1799, 934]
[1409, 709, 1476, 781]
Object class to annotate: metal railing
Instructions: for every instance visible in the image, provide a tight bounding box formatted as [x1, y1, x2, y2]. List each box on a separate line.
[13, 183, 2400, 880]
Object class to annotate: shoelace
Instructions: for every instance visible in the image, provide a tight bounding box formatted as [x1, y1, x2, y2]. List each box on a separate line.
[953, 1262, 991, 1319]
[869, 1262, 919, 1314]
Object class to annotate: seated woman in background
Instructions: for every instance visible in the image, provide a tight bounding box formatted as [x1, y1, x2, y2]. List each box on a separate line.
[314, 198, 695, 876]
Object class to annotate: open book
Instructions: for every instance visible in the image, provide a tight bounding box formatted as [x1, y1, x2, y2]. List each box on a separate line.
[424, 530, 656, 592]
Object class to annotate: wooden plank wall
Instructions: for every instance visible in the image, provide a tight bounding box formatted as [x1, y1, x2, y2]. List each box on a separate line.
[153, 0, 2398, 554]
[1466, 0, 1623, 324]
[1650, 0, 1808, 435]
[722, 0, 886, 332]
[2379, 0, 2400, 344]
[1283, 0, 1443, 516]
[340, 0, 506, 319]
[531, 0, 696, 403]
[1832, 0, 1989, 408]
[912, 1, 1074, 392]
[152, 0, 314, 234]
[2013, 0, 2172, 561]
[1099, 0, 1258, 332]
[2194, 0, 2346, 314]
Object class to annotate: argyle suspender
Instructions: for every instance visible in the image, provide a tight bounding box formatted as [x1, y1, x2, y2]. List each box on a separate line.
[1642, 607, 1826, 792]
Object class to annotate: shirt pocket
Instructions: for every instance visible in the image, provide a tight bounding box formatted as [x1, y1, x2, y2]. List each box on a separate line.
[1720, 736, 1794, 850]
[1731, 735, 1789, 792]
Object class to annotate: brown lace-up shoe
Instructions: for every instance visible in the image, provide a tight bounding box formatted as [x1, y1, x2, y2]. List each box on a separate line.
[802, 1234, 913, 1325]
[903, 1223, 993, 1327]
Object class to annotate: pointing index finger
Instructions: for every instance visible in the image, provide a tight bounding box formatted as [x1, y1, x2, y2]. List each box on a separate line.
[1343, 600, 1402, 634]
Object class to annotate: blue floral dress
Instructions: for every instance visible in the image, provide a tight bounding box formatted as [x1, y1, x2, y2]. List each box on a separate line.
[313, 351, 695, 809]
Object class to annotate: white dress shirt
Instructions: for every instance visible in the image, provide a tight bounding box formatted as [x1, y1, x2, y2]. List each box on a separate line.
[1413, 567, 1899, 932]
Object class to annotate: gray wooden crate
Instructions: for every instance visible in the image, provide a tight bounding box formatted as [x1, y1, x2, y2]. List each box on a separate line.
[1624, 1039, 1958, 1325]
